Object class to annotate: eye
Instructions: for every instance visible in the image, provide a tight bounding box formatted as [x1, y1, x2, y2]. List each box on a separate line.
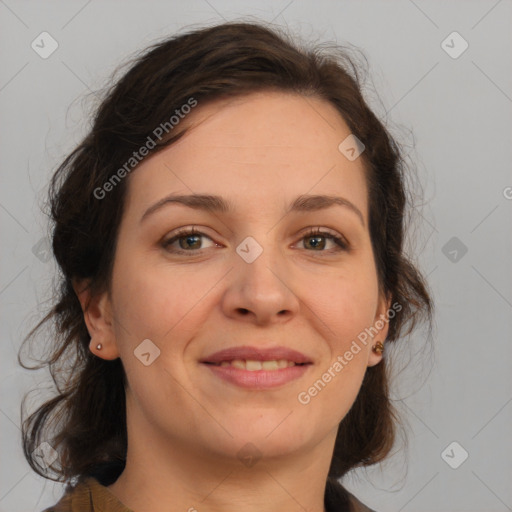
[299, 227, 349, 254]
[161, 226, 349, 256]
[162, 227, 217, 254]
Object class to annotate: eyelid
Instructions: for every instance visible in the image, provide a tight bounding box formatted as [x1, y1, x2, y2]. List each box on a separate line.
[162, 226, 217, 250]
[161, 226, 349, 255]
[298, 227, 350, 252]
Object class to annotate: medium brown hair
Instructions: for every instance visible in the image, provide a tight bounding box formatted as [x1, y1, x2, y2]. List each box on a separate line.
[20, 21, 432, 487]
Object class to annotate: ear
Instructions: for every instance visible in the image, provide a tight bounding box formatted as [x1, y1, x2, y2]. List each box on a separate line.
[367, 291, 392, 368]
[72, 278, 120, 360]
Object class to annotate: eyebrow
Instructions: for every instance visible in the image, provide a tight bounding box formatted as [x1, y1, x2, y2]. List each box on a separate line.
[140, 193, 365, 226]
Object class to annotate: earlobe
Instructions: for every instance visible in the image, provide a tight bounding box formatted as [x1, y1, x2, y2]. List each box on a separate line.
[367, 292, 392, 367]
[88, 338, 119, 360]
[72, 278, 120, 360]
[367, 340, 385, 367]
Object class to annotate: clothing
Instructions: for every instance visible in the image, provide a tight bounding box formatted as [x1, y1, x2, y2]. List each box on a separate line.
[42, 475, 376, 512]
[42, 477, 132, 512]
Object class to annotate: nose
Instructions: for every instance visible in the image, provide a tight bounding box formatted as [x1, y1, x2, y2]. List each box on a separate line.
[220, 243, 300, 326]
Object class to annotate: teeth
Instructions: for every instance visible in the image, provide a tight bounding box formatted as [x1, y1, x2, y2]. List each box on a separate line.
[262, 360, 278, 370]
[246, 360, 262, 371]
[217, 359, 298, 371]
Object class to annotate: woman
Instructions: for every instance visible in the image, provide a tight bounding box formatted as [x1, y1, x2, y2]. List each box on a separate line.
[20, 21, 432, 512]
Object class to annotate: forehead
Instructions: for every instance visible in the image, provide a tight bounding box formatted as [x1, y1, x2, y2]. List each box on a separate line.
[125, 91, 368, 220]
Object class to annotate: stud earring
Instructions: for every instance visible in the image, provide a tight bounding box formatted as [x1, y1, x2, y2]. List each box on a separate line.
[372, 341, 384, 354]
[96, 343, 103, 350]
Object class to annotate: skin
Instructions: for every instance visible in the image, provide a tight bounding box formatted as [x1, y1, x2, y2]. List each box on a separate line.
[75, 91, 390, 512]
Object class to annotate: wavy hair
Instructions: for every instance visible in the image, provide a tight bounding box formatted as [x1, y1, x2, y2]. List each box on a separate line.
[20, 20, 432, 488]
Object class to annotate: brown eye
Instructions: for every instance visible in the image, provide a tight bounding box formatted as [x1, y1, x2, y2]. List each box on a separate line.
[161, 227, 348, 256]
[162, 228, 216, 254]
[301, 228, 348, 253]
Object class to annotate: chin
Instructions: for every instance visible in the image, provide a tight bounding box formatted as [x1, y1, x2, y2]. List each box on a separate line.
[215, 415, 315, 456]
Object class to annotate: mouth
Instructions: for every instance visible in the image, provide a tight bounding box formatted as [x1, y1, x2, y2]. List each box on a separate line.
[200, 345, 313, 389]
[200, 345, 313, 366]
[203, 359, 310, 370]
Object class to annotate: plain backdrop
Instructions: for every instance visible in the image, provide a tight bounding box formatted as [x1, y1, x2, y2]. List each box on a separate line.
[1, 1, 511, 511]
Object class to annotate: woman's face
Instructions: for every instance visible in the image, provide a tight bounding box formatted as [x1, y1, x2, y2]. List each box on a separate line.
[100, 91, 389, 463]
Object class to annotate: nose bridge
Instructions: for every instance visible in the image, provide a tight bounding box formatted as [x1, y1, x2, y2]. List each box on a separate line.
[222, 229, 299, 322]
[236, 231, 285, 296]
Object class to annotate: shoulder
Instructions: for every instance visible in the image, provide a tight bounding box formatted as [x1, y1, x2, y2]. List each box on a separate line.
[41, 479, 92, 512]
[41, 477, 133, 512]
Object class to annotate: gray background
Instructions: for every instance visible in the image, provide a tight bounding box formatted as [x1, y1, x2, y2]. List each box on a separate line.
[1, 1, 511, 511]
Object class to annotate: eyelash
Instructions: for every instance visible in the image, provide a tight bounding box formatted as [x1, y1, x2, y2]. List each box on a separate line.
[162, 227, 349, 256]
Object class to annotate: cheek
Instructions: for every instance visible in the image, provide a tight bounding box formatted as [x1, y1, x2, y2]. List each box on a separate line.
[310, 265, 380, 348]
[110, 262, 209, 402]
[111, 254, 222, 343]
[298, 276, 377, 420]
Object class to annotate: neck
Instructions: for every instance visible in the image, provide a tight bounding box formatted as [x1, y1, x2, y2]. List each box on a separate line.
[107, 404, 337, 512]
[109, 460, 329, 512]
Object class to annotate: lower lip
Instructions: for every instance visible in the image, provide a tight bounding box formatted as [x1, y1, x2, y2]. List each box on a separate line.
[202, 363, 311, 389]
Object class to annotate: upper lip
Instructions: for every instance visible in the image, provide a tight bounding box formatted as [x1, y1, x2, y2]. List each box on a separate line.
[201, 346, 313, 364]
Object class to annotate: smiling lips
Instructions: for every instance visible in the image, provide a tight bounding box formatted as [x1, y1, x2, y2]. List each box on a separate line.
[201, 345, 312, 365]
[201, 345, 313, 389]
[214, 359, 298, 370]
